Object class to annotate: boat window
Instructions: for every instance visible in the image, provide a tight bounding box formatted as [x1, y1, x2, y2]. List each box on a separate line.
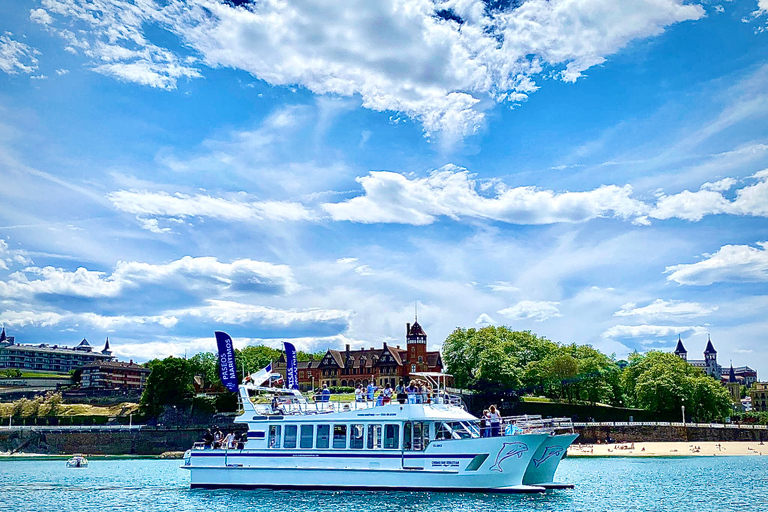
[435, 422, 452, 440]
[461, 421, 480, 438]
[300, 425, 314, 449]
[284, 425, 298, 448]
[268, 425, 281, 449]
[384, 424, 399, 449]
[350, 424, 364, 449]
[446, 422, 473, 439]
[367, 424, 382, 449]
[316, 424, 330, 449]
[333, 424, 347, 449]
[408, 422, 429, 451]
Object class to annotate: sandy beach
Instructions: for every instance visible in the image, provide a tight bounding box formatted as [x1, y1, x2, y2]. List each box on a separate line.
[568, 441, 768, 457]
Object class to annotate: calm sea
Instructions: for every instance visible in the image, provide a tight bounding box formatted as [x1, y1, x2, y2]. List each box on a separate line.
[1, 456, 766, 512]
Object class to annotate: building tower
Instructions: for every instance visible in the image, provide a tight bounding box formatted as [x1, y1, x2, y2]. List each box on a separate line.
[406, 315, 428, 376]
[704, 335, 719, 379]
[102, 337, 112, 356]
[727, 361, 740, 403]
[674, 335, 687, 361]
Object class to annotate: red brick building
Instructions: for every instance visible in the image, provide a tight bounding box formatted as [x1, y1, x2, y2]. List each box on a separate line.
[79, 360, 151, 390]
[274, 319, 443, 390]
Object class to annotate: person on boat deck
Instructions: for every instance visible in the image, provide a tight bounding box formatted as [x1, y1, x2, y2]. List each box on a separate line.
[406, 382, 418, 403]
[382, 383, 393, 404]
[354, 384, 364, 402]
[489, 405, 501, 437]
[213, 426, 223, 448]
[202, 428, 214, 448]
[420, 384, 430, 404]
[396, 380, 407, 404]
[479, 410, 489, 438]
[321, 384, 331, 402]
[367, 382, 377, 401]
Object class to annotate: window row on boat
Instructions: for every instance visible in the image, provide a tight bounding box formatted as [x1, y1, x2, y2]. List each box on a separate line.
[261, 420, 480, 451]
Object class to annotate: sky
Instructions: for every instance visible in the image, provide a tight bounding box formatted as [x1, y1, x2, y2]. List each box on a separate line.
[0, 0, 767, 377]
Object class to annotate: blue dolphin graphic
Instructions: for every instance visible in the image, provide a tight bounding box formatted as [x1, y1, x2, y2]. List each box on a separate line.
[532, 445, 564, 467]
[489, 442, 528, 472]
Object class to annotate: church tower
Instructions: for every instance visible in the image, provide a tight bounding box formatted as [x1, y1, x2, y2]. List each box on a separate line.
[406, 315, 428, 375]
[704, 335, 719, 379]
[674, 335, 687, 361]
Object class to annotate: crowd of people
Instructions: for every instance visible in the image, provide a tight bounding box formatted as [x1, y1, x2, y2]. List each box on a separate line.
[201, 426, 247, 449]
[347, 380, 436, 405]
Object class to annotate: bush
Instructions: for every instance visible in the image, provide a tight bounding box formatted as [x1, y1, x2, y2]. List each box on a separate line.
[329, 386, 354, 394]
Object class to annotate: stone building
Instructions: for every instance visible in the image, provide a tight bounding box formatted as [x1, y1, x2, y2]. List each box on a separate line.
[0, 329, 114, 373]
[79, 360, 151, 390]
[674, 335, 722, 380]
[750, 382, 768, 412]
[272, 318, 443, 390]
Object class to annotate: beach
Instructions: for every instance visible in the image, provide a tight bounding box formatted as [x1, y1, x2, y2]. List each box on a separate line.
[568, 441, 768, 457]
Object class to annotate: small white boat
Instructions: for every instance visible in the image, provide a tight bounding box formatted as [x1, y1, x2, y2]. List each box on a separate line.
[182, 372, 577, 492]
[66, 454, 88, 468]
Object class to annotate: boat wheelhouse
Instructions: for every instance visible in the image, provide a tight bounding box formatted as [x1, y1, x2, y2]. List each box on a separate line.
[183, 373, 576, 492]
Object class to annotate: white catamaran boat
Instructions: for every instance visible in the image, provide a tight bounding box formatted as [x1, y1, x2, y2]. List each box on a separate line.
[182, 372, 577, 493]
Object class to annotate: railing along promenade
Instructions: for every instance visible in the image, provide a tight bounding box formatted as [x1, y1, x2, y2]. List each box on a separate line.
[573, 421, 768, 430]
[0, 424, 145, 432]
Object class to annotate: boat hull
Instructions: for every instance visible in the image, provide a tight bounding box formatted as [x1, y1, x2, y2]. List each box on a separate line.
[184, 433, 551, 493]
[521, 433, 578, 488]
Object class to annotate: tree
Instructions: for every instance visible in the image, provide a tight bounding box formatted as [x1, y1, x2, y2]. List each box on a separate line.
[623, 351, 732, 422]
[140, 357, 195, 418]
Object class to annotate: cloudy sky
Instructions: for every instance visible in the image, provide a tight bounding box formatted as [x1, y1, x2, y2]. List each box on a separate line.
[1, 0, 767, 375]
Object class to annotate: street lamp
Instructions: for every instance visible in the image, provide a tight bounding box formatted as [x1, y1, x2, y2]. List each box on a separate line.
[681, 399, 686, 425]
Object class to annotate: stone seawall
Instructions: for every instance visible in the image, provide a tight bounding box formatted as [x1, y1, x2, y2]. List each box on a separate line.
[0, 425, 244, 455]
[575, 425, 768, 444]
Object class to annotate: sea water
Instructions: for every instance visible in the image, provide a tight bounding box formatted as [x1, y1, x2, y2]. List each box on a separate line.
[0, 456, 766, 512]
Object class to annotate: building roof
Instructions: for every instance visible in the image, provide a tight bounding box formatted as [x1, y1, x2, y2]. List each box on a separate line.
[77, 338, 90, 347]
[704, 335, 716, 354]
[674, 335, 687, 354]
[79, 360, 150, 372]
[0, 327, 6, 342]
[0, 344, 113, 358]
[407, 321, 427, 337]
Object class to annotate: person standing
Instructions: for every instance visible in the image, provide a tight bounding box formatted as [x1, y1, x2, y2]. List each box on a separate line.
[489, 405, 501, 437]
[396, 380, 407, 404]
[382, 383, 393, 404]
[367, 381, 376, 402]
[355, 384, 364, 402]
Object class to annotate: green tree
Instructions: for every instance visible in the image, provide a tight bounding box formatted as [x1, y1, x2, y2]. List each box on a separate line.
[140, 357, 195, 418]
[623, 351, 732, 422]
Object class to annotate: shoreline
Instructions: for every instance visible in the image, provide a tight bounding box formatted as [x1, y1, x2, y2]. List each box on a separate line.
[568, 441, 768, 457]
[0, 451, 184, 460]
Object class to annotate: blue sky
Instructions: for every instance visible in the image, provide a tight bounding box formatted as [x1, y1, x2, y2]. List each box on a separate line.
[1, 0, 767, 377]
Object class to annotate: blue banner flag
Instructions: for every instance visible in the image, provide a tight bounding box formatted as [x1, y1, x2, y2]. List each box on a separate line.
[215, 331, 239, 392]
[284, 341, 299, 390]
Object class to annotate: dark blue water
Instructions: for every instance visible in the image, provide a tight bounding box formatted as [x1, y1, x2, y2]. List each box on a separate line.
[1, 457, 766, 512]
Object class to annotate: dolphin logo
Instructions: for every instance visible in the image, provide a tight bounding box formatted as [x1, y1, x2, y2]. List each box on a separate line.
[489, 442, 528, 472]
[532, 445, 564, 467]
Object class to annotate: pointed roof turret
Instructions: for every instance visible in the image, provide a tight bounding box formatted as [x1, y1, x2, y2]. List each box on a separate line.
[674, 335, 687, 354]
[102, 337, 112, 355]
[0, 327, 6, 342]
[729, 361, 736, 383]
[704, 335, 716, 354]
[78, 338, 90, 347]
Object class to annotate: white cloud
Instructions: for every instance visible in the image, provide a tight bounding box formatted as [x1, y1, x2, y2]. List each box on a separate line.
[0, 240, 32, 270]
[30, 8, 53, 25]
[650, 169, 768, 221]
[665, 242, 768, 285]
[498, 300, 561, 322]
[38, 1, 201, 89]
[181, 300, 351, 327]
[614, 299, 718, 319]
[487, 281, 519, 293]
[0, 33, 39, 75]
[475, 313, 495, 325]
[0, 310, 178, 330]
[108, 190, 314, 229]
[602, 324, 707, 339]
[0, 255, 298, 299]
[55, 68, 69, 75]
[323, 166, 648, 225]
[38, 0, 704, 140]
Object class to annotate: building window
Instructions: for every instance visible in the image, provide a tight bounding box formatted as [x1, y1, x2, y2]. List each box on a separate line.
[411, 365, 416, 374]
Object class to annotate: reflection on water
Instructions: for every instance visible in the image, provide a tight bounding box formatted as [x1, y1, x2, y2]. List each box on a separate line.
[1, 456, 766, 512]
